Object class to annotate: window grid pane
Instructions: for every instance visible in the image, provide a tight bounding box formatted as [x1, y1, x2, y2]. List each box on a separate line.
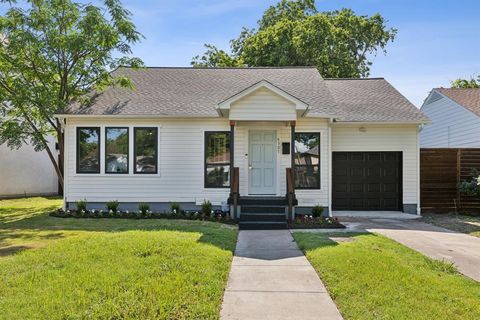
[77, 127, 100, 173]
[106, 127, 129, 174]
[294, 132, 320, 189]
[205, 132, 230, 188]
[134, 128, 158, 174]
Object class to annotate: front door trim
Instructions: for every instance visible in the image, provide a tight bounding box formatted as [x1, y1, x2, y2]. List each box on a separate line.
[248, 130, 277, 195]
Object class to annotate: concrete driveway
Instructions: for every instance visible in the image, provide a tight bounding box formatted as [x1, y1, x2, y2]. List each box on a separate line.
[342, 217, 480, 282]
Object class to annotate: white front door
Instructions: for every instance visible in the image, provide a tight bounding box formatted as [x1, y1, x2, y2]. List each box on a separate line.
[248, 130, 277, 195]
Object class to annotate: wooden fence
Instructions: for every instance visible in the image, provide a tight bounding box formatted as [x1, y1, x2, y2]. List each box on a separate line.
[421, 148, 480, 213]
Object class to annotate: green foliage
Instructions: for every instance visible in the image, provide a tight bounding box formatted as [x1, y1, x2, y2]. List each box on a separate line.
[191, 44, 244, 67]
[0, 197, 237, 319]
[75, 199, 87, 212]
[293, 232, 480, 319]
[0, 0, 143, 186]
[450, 76, 480, 88]
[458, 169, 480, 197]
[170, 202, 181, 214]
[138, 202, 150, 214]
[311, 205, 324, 217]
[201, 200, 213, 217]
[192, 0, 396, 78]
[106, 200, 119, 213]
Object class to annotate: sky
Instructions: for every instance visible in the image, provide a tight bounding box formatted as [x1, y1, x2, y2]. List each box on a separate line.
[2, 0, 480, 107]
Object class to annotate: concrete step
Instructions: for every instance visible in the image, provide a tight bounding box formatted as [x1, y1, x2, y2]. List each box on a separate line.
[240, 213, 286, 222]
[239, 221, 288, 230]
[241, 206, 286, 214]
[237, 197, 289, 206]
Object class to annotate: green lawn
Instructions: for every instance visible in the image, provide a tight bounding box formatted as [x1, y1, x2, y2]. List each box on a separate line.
[293, 232, 480, 320]
[0, 197, 237, 319]
[421, 213, 480, 238]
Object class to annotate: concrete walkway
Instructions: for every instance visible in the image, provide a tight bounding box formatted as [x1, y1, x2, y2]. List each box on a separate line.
[220, 230, 342, 320]
[342, 217, 480, 282]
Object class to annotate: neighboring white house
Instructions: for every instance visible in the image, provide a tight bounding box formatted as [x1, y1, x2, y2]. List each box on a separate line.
[421, 88, 480, 147]
[56, 67, 429, 224]
[0, 138, 58, 198]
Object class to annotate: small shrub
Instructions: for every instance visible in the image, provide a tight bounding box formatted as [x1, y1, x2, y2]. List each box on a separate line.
[459, 169, 480, 196]
[106, 200, 119, 213]
[201, 200, 212, 217]
[312, 205, 324, 217]
[138, 203, 150, 214]
[76, 199, 87, 212]
[170, 202, 181, 214]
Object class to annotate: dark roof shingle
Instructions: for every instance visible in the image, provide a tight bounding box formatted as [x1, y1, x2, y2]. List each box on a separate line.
[435, 88, 480, 117]
[324, 78, 429, 122]
[65, 67, 428, 123]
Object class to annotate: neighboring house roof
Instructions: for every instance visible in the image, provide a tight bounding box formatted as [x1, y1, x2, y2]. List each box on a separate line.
[434, 88, 480, 117]
[324, 78, 429, 122]
[64, 67, 428, 123]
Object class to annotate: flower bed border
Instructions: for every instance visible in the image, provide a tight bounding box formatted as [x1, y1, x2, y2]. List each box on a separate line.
[49, 210, 236, 225]
[288, 215, 346, 229]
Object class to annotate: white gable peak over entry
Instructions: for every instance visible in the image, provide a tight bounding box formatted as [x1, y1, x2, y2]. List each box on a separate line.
[216, 80, 309, 121]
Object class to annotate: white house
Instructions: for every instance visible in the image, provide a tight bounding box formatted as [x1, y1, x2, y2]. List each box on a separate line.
[56, 67, 429, 228]
[0, 138, 58, 198]
[421, 88, 480, 147]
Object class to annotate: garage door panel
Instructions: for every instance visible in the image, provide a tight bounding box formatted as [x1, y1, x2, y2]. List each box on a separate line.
[332, 152, 402, 211]
[367, 183, 381, 192]
[350, 183, 364, 192]
[367, 167, 382, 178]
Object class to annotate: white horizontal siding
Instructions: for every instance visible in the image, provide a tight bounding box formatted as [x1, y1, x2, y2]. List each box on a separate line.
[332, 124, 419, 205]
[65, 118, 231, 205]
[421, 95, 480, 147]
[229, 87, 297, 121]
[233, 119, 328, 207]
[0, 137, 57, 197]
[295, 118, 329, 207]
[65, 117, 330, 207]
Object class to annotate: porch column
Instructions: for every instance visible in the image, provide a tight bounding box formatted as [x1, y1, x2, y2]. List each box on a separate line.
[290, 121, 296, 173]
[229, 120, 235, 192]
[229, 121, 238, 219]
[289, 121, 296, 220]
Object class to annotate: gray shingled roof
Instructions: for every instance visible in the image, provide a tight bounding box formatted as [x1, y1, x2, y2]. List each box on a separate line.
[324, 78, 429, 122]
[65, 67, 428, 123]
[435, 88, 480, 117]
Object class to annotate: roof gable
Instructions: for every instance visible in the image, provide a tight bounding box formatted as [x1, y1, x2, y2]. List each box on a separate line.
[434, 88, 480, 118]
[217, 80, 308, 114]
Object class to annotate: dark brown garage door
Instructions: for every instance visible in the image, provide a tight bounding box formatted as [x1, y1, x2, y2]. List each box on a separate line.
[332, 152, 402, 211]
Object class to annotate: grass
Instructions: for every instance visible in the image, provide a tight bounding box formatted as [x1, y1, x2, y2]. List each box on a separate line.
[293, 232, 480, 320]
[0, 197, 237, 319]
[421, 213, 480, 237]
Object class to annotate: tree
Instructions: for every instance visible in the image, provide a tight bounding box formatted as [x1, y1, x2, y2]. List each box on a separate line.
[0, 0, 143, 189]
[451, 76, 480, 88]
[191, 0, 397, 78]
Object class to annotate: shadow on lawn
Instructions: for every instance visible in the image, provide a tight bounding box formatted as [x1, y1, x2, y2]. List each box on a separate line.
[294, 232, 368, 252]
[0, 211, 237, 257]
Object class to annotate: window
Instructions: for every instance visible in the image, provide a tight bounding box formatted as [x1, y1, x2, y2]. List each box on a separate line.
[77, 127, 100, 173]
[134, 127, 158, 174]
[105, 127, 129, 174]
[294, 132, 320, 189]
[205, 132, 230, 188]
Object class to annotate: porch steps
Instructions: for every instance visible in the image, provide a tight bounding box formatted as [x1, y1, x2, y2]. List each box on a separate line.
[239, 221, 287, 230]
[238, 202, 288, 230]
